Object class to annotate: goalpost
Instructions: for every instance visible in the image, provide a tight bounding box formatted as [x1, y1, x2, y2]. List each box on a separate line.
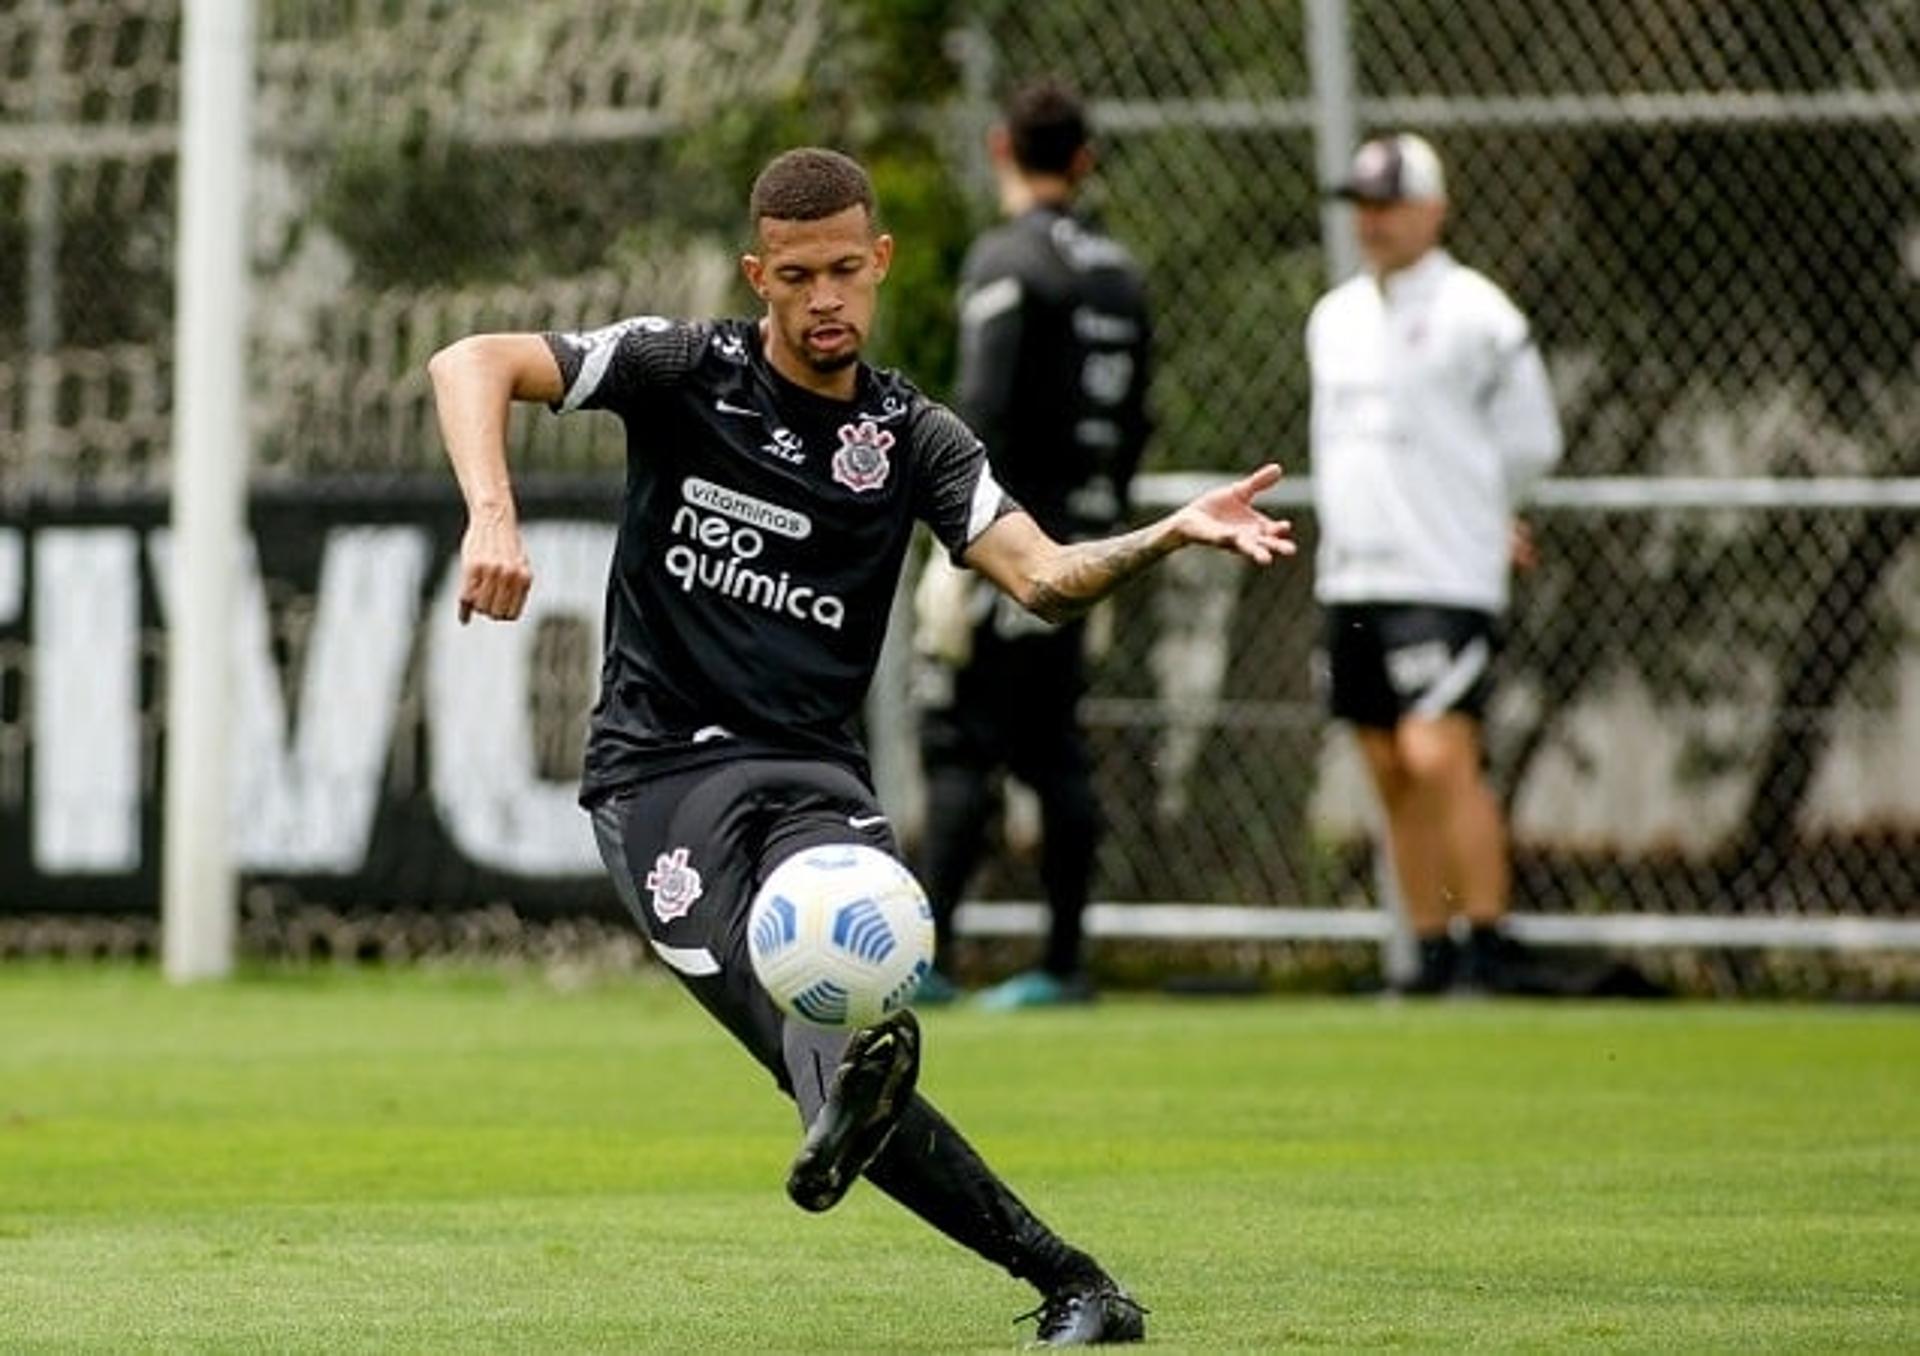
[162, 0, 255, 982]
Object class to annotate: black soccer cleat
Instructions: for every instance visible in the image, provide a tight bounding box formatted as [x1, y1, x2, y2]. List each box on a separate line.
[1017, 1276, 1149, 1347]
[786, 1009, 921, 1213]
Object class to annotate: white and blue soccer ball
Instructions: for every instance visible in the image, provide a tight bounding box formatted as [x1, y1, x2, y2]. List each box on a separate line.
[747, 843, 935, 1028]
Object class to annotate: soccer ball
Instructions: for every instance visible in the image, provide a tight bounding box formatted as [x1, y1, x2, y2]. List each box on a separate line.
[747, 843, 935, 1028]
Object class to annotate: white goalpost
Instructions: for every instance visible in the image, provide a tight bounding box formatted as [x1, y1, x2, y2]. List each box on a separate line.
[163, 0, 255, 982]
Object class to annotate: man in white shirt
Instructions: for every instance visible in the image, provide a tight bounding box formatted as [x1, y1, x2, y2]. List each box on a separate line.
[1307, 133, 1563, 993]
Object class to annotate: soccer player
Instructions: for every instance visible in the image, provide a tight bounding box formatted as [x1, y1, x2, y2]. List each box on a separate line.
[914, 78, 1153, 1010]
[429, 147, 1294, 1346]
[1309, 133, 1563, 993]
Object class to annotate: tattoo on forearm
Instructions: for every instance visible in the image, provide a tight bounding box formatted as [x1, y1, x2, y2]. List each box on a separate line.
[1029, 527, 1172, 622]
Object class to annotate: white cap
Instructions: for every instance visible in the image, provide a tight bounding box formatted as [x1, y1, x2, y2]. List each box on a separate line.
[1330, 133, 1447, 203]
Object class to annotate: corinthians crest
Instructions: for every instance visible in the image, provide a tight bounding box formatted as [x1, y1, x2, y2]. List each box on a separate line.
[831, 419, 894, 493]
[645, 846, 704, 922]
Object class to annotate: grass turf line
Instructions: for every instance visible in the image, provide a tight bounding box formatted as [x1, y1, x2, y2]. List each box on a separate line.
[0, 965, 1915, 1351]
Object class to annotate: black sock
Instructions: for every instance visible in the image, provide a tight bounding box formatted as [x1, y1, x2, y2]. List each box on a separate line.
[1410, 934, 1457, 990]
[1462, 924, 1510, 985]
[862, 1096, 1102, 1293]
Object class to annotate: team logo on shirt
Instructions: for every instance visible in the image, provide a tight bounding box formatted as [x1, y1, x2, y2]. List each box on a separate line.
[646, 846, 704, 922]
[831, 420, 894, 493]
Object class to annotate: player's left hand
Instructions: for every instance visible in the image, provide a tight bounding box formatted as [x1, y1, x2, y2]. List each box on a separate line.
[1173, 463, 1297, 565]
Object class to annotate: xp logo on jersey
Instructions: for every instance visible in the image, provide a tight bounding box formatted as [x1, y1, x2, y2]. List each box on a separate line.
[646, 846, 704, 922]
[762, 426, 806, 465]
[832, 420, 894, 493]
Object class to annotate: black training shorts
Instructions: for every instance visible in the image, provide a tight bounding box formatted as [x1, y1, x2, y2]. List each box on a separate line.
[589, 755, 901, 1116]
[1320, 602, 1500, 730]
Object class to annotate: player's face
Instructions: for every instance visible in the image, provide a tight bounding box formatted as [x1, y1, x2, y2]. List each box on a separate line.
[743, 206, 894, 385]
[1355, 197, 1446, 276]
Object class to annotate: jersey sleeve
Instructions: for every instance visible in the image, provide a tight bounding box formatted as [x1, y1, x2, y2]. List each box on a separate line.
[1485, 330, 1563, 498]
[910, 402, 1020, 563]
[542, 316, 706, 415]
[1471, 286, 1564, 498]
[954, 258, 1026, 459]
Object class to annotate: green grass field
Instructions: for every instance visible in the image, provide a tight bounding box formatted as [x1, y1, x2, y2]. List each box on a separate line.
[2, 966, 1915, 1352]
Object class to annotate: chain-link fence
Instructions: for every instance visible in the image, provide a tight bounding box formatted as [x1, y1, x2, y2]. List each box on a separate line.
[2, 2, 1917, 983]
[960, 0, 1919, 946]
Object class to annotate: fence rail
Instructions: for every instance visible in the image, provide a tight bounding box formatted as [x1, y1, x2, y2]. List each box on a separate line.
[1133, 476, 1920, 512]
[958, 902, 1920, 952]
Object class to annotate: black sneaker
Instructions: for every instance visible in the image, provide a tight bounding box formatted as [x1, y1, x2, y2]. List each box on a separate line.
[1397, 935, 1457, 995]
[1459, 925, 1523, 994]
[786, 1010, 921, 1213]
[1016, 1276, 1148, 1347]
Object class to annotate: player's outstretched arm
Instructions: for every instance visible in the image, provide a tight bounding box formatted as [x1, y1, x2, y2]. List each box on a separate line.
[964, 463, 1295, 624]
[426, 334, 564, 623]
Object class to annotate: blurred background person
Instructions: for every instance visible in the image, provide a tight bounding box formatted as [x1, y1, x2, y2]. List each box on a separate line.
[913, 79, 1153, 1010]
[1308, 133, 1562, 994]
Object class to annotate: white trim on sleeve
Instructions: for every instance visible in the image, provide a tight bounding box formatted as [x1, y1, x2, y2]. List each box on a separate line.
[965, 462, 1009, 544]
[560, 330, 621, 413]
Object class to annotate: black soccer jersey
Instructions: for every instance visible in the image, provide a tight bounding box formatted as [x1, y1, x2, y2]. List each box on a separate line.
[956, 205, 1152, 542]
[543, 316, 1013, 804]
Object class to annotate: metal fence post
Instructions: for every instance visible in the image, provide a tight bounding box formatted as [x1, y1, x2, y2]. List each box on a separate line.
[1305, 0, 1360, 285]
[24, 0, 61, 490]
[1305, 0, 1415, 986]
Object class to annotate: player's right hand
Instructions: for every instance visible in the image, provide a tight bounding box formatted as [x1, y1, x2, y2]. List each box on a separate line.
[457, 515, 532, 623]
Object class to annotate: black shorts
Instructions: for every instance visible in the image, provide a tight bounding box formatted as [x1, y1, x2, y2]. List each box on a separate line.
[1321, 603, 1499, 730]
[588, 755, 901, 1120]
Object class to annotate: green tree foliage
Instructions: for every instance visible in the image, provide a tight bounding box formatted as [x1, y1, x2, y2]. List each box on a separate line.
[655, 0, 973, 391]
[308, 1, 972, 395]
[319, 130, 679, 292]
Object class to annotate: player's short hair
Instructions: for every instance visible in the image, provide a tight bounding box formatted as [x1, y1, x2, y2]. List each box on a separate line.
[1004, 78, 1089, 176]
[749, 148, 876, 232]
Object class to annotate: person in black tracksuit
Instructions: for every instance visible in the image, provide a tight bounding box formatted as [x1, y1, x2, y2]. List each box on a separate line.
[430, 147, 1292, 1345]
[915, 80, 1153, 1008]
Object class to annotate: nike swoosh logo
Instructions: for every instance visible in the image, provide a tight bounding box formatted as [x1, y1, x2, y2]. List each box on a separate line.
[847, 814, 888, 830]
[714, 397, 760, 418]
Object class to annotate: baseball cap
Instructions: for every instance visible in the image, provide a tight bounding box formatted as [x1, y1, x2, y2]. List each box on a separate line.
[1330, 133, 1447, 203]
